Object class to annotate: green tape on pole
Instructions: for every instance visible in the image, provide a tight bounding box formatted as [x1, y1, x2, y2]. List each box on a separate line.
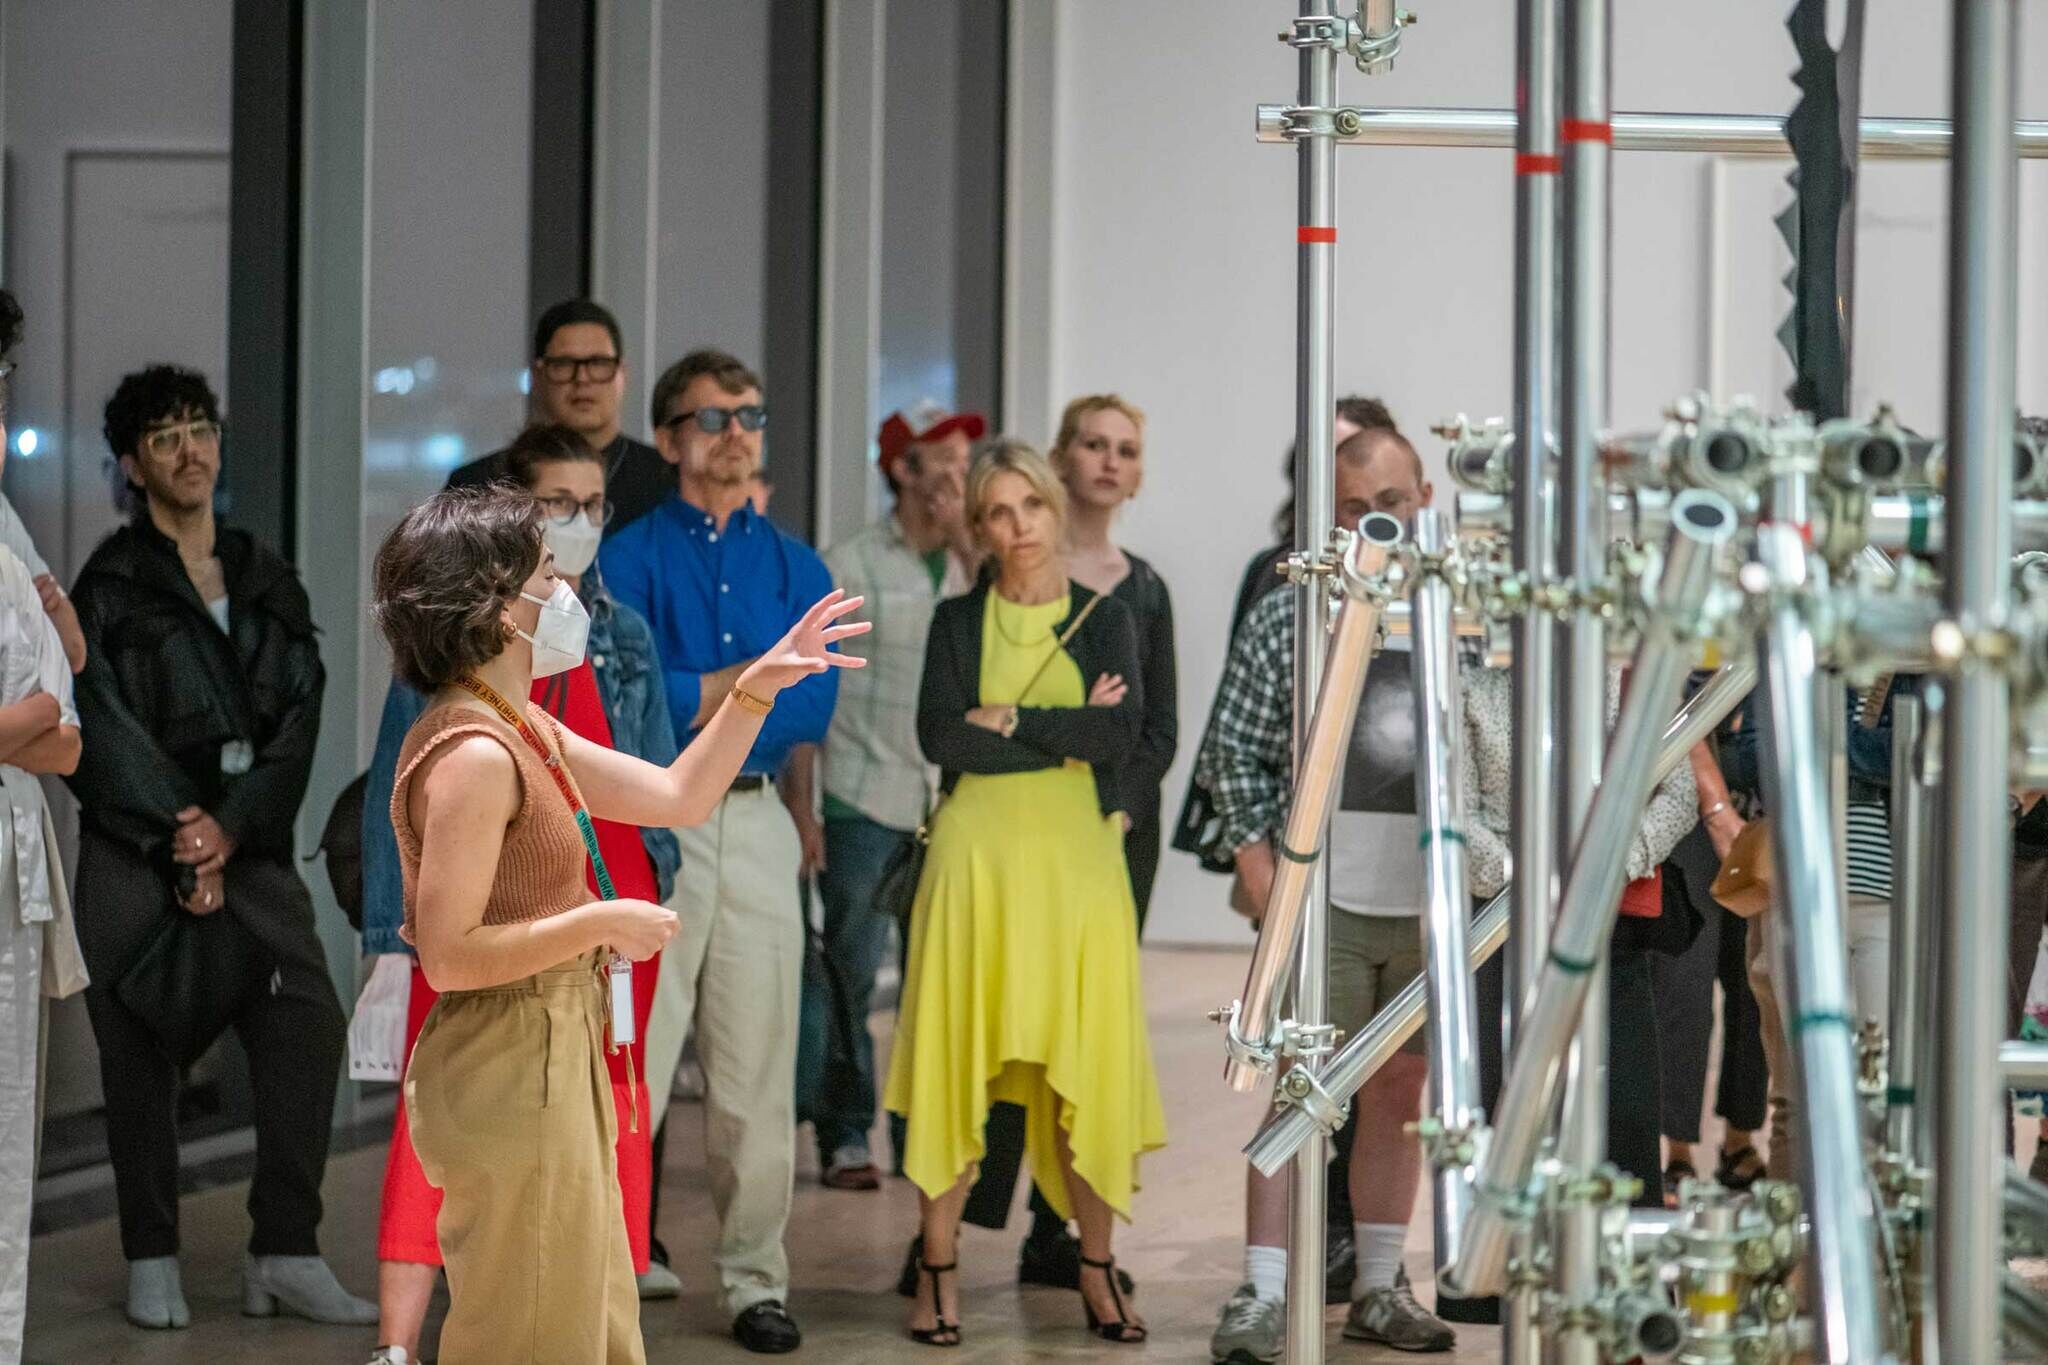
[1791, 1009, 1854, 1039]
[1418, 827, 1468, 850]
[1277, 840, 1320, 865]
[1908, 496, 1930, 556]
[1885, 1086, 1915, 1106]
[1548, 948, 1597, 975]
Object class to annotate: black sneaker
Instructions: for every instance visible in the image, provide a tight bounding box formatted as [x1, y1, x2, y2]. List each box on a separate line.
[1019, 1228, 1137, 1295]
[1324, 1230, 1356, 1306]
[733, 1301, 802, 1354]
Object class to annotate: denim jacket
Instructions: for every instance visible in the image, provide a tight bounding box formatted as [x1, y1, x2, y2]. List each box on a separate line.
[358, 566, 682, 955]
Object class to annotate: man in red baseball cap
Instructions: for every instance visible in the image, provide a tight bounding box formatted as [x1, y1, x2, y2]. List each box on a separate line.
[792, 397, 984, 1196]
[876, 398, 986, 491]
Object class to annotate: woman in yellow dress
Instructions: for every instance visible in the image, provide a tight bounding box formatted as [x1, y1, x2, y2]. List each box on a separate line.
[887, 442, 1166, 1348]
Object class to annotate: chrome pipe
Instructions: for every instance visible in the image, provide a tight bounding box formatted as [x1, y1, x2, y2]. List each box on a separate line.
[2003, 1273, 2048, 1361]
[2000, 1040, 2048, 1092]
[1508, 0, 1562, 1070]
[1553, 2, 1613, 1352]
[1936, 2, 2021, 1359]
[1253, 105, 2048, 158]
[1445, 492, 1736, 1301]
[1754, 516, 1886, 1364]
[1863, 493, 2048, 554]
[1884, 696, 1926, 1158]
[1243, 655, 1755, 1176]
[1285, 6, 1341, 1358]
[1225, 521, 1401, 1092]
[1410, 509, 1485, 1276]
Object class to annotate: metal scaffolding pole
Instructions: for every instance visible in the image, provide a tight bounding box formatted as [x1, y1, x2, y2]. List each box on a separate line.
[1753, 511, 1886, 1365]
[1505, 0, 1560, 1345]
[1252, 105, 2048, 157]
[1287, 3, 1339, 1359]
[1936, 1, 2020, 1357]
[1554, 0, 1610, 1356]
[1409, 508, 1484, 1279]
[1884, 695, 1925, 1160]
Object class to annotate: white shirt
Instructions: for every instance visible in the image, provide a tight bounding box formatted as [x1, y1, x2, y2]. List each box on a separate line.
[0, 543, 76, 925]
[0, 495, 49, 580]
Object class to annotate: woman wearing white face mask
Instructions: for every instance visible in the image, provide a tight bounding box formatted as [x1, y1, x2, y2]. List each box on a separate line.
[362, 426, 693, 1364]
[368, 476, 864, 1365]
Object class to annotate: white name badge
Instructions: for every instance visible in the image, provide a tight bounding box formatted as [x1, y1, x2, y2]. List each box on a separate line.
[609, 957, 635, 1047]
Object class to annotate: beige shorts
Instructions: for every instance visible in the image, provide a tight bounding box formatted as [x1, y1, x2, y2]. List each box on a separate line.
[1328, 911, 1426, 1056]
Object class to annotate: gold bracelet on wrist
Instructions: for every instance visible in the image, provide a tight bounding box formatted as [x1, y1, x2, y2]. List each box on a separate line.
[730, 683, 775, 716]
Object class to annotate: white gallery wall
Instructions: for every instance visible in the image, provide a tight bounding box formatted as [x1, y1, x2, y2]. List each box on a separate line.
[1023, 2, 2048, 945]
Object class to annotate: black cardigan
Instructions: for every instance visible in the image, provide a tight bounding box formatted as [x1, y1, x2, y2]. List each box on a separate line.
[1112, 552, 1178, 820]
[917, 581, 1143, 818]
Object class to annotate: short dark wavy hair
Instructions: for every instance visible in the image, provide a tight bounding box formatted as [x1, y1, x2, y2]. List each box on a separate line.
[648, 347, 761, 431]
[532, 298, 624, 361]
[500, 422, 600, 491]
[103, 364, 221, 459]
[373, 486, 547, 693]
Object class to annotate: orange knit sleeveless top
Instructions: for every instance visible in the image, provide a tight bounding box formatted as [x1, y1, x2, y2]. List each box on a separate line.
[391, 701, 593, 947]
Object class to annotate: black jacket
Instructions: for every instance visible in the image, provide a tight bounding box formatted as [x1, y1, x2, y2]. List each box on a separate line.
[67, 517, 326, 861]
[449, 432, 674, 535]
[917, 582, 1142, 818]
[1112, 553, 1178, 821]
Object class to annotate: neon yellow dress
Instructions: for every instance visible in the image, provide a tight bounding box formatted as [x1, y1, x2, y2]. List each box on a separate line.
[884, 590, 1167, 1219]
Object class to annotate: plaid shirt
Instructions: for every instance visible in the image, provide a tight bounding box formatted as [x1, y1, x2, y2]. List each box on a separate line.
[821, 514, 972, 831]
[1194, 588, 1302, 858]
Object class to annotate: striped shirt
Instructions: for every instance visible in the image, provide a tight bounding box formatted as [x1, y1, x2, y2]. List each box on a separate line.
[1845, 799, 1893, 900]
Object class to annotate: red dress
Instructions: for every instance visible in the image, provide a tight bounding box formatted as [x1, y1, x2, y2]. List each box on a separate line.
[376, 659, 661, 1271]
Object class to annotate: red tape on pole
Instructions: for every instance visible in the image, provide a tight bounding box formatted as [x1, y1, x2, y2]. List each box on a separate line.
[1298, 226, 1338, 244]
[1515, 153, 1562, 175]
[1561, 119, 1613, 144]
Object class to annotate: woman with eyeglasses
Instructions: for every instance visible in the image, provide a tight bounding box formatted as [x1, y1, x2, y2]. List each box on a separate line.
[358, 424, 689, 1365]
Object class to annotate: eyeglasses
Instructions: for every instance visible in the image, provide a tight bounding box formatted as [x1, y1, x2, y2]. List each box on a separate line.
[536, 354, 621, 383]
[139, 419, 223, 460]
[539, 493, 613, 525]
[667, 405, 767, 435]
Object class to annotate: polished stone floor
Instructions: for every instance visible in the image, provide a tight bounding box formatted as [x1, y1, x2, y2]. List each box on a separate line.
[27, 943, 1726, 1364]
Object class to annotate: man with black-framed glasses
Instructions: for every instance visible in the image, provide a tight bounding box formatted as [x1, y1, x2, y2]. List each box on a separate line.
[600, 347, 836, 1354]
[447, 298, 672, 534]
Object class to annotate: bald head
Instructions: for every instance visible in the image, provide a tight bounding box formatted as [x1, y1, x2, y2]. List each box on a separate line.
[1335, 427, 1432, 529]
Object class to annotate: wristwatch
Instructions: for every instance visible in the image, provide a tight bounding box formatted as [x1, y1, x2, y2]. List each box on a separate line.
[999, 705, 1020, 739]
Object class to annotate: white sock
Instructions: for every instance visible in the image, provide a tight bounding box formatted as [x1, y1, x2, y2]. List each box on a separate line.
[1244, 1244, 1288, 1303]
[1353, 1222, 1408, 1294]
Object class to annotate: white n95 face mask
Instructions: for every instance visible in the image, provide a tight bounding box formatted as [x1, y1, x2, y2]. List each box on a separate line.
[517, 579, 591, 678]
[545, 512, 602, 577]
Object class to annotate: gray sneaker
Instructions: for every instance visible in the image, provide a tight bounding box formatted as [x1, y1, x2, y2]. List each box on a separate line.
[1344, 1270, 1456, 1352]
[1211, 1283, 1283, 1364]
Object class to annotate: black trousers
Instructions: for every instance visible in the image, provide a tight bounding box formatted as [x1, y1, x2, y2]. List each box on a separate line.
[1606, 946, 1666, 1207]
[1124, 801, 1162, 937]
[1651, 829, 1769, 1142]
[81, 896, 346, 1262]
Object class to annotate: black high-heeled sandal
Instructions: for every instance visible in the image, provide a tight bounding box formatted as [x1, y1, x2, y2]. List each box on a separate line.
[1079, 1254, 1147, 1344]
[907, 1259, 961, 1348]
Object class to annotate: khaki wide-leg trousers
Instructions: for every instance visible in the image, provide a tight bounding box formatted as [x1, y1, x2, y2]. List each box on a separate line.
[643, 783, 803, 1318]
[407, 952, 643, 1365]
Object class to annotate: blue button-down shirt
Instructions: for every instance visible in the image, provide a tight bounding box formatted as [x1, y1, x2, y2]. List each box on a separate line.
[600, 494, 838, 776]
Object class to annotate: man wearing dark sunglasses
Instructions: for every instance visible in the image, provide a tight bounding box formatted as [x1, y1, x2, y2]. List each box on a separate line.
[446, 298, 673, 534]
[600, 347, 836, 1355]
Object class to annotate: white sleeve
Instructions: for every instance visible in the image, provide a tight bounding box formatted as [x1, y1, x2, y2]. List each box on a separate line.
[35, 608, 76, 728]
[0, 498, 49, 580]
